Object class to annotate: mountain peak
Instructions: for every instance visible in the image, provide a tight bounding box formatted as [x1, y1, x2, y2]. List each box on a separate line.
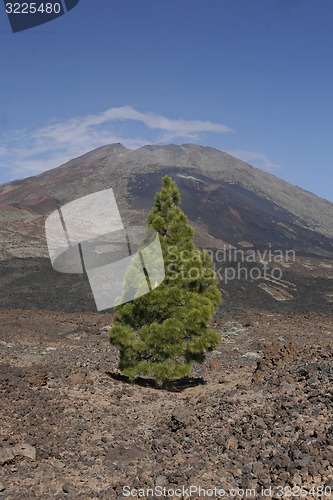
[0, 143, 332, 260]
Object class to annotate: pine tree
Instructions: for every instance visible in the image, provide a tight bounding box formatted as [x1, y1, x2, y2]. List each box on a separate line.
[109, 176, 221, 384]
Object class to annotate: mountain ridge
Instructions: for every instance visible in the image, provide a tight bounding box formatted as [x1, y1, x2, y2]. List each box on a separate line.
[0, 143, 332, 239]
[0, 143, 332, 314]
[0, 143, 332, 261]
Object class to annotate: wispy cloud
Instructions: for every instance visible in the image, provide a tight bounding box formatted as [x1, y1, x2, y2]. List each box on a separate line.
[227, 149, 282, 171]
[0, 106, 232, 181]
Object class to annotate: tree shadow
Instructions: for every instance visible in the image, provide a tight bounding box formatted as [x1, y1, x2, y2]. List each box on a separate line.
[106, 371, 206, 392]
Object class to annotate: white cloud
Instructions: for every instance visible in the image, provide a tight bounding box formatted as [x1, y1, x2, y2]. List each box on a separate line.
[0, 106, 232, 180]
[227, 149, 282, 171]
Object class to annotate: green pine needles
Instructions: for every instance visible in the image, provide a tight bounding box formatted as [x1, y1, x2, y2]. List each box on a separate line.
[109, 176, 221, 384]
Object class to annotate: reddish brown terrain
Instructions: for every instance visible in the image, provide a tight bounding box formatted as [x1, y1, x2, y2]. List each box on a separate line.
[0, 144, 332, 498]
[0, 309, 332, 498]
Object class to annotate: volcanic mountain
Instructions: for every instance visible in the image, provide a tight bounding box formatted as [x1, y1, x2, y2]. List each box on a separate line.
[1, 146, 332, 497]
[0, 143, 332, 314]
[1, 143, 333, 256]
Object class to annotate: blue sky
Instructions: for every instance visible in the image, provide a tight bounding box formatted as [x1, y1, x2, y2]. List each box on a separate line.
[0, 0, 332, 201]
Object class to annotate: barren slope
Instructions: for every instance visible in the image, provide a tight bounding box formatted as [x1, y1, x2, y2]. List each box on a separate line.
[0, 144, 332, 261]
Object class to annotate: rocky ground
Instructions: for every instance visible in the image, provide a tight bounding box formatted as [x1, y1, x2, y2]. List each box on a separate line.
[0, 308, 332, 499]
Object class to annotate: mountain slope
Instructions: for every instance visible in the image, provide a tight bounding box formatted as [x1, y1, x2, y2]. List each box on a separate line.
[0, 143, 332, 315]
[0, 143, 332, 260]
